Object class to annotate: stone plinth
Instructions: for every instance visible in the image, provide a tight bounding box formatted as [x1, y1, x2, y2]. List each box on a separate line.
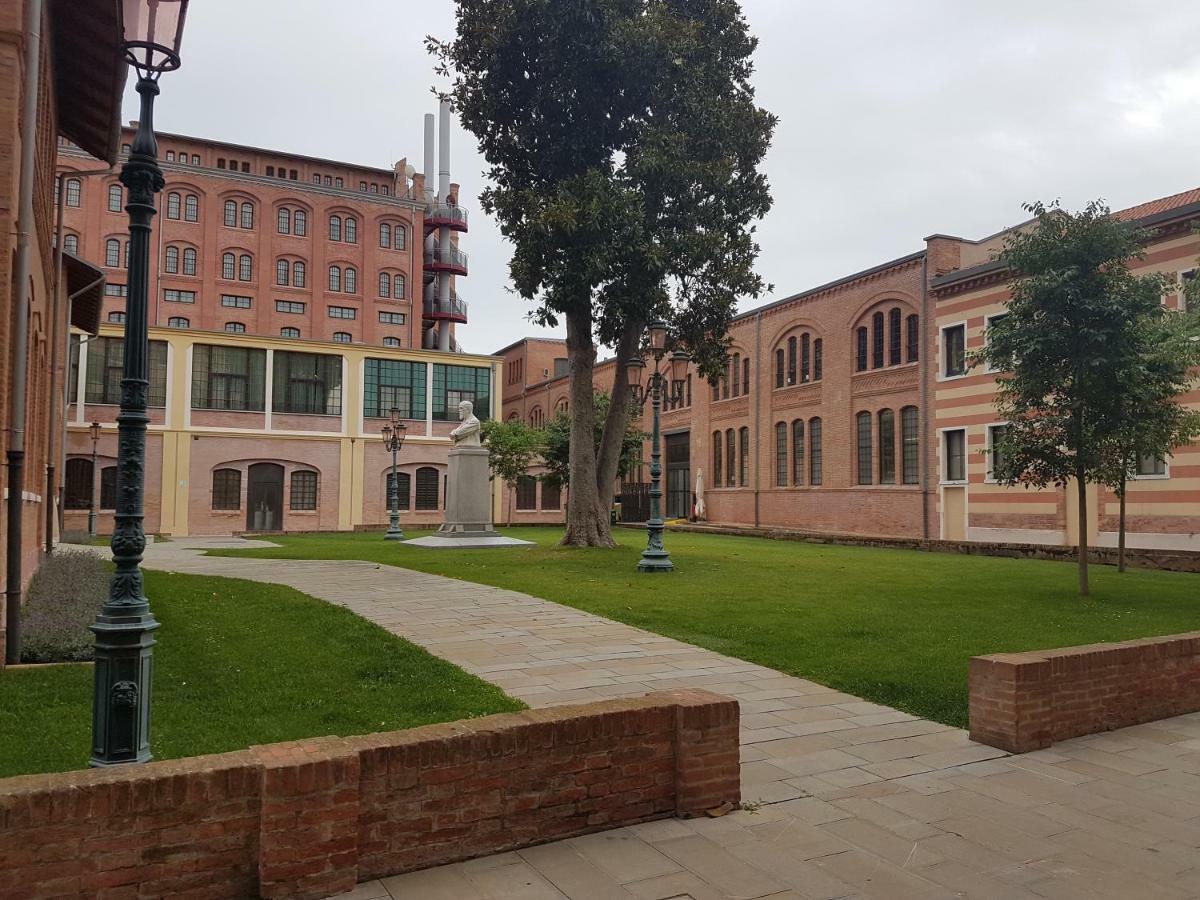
[404, 447, 534, 548]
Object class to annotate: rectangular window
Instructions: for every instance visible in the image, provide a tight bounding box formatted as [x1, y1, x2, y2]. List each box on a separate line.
[328, 306, 357, 319]
[872, 315, 885, 369]
[987, 424, 1009, 481]
[290, 471, 318, 510]
[378, 311, 406, 325]
[1181, 270, 1197, 312]
[276, 300, 305, 314]
[191, 345, 267, 411]
[809, 418, 823, 486]
[85, 337, 168, 407]
[273, 351, 343, 415]
[363, 359, 426, 420]
[541, 481, 561, 511]
[944, 429, 967, 482]
[984, 314, 1009, 372]
[386, 472, 411, 511]
[943, 324, 966, 377]
[902, 407, 919, 485]
[878, 410, 896, 484]
[856, 412, 873, 485]
[855, 327, 868, 372]
[516, 476, 538, 511]
[104, 283, 127, 297]
[163, 289, 196, 304]
[791, 420, 804, 486]
[739, 427, 749, 487]
[432, 364, 491, 421]
[415, 467, 439, 510]
[774, 423, 788, 487]
[725, 430, 735, 487]
[906, 314, 920, 363]
[1137, 455, 1167, 477]
[221, 294, 252, 308]
[212, 470, 241, 510]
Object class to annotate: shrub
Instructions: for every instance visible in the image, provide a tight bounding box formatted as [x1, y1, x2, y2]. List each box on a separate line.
[20, 550, 109, 663]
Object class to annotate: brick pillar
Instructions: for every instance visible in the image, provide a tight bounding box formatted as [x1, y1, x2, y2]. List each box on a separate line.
[255, 737, 361, 899]
[968, 653, 1052, 753]
[665, 689, 740, 817]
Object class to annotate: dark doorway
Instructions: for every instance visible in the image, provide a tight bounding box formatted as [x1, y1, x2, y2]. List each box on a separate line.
[247, 463, 284, 531]
[665, 432, 691, 519]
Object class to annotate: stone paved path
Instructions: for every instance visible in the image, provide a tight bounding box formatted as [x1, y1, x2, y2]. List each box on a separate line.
[144, 538, 1200, 899]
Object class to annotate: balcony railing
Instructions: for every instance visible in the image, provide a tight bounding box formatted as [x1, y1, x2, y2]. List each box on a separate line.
[424, 293, 469, 322]
[424, 245, 469, 274]
[426, 204, 469, 231]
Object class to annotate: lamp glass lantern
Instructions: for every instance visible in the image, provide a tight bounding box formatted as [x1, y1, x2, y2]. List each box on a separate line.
[89, 421, 102, 443]
[122, 0, 189, 75]
[647, 320, 668, 355]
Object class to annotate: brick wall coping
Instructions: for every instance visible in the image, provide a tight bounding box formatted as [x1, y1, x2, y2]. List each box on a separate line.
[0, 689, 739, 900]
[969, 632, 1200, 754]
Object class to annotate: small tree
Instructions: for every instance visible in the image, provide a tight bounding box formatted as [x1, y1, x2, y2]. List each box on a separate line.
[978, 200, 1167, 596]
[481, 418, 544, 524]
[541, 392, 645, 492]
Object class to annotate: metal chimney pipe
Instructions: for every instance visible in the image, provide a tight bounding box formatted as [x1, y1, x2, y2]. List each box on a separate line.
[423, 114, 435, 205]
[437, 100, 452, 352]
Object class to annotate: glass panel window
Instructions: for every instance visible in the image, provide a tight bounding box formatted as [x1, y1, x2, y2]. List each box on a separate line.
[104, 282, 126, 297]
[63, 234, 79, 254]
[712, 431, 722, 487]
[944, 324, 966, 377]
[344, 217, 356, 244]
[902, 406, 919, 484]
[385, 472, 411, 510]
[856, 411, 872, 485]
[166, 191, 180, 218]
[800, 334, 810, 383]
[393, 225, 405, 250]
[290, 471, 318, 510]
[107, 184, 122, 212]
[99, 466, 117, 510]
[106, 239, 120, 267]
[787, 336, 797, 385]
[240, 202, 253, 229]
[224, 200, 237, 227]
[774, 349, 784, 389]
[222, 252, 235, 280]
[221, 295, 251, 309]
[333, 332, 351, 343]
[791, 420, 805, 486]
[277, 207, 290, 234]
[879, 409, 896, 484]
[183, 247, 197, 275]
[379, 311, 406, 325]
[872, 311, 885, 369]
[276, 300, 305, 314]
[277, 259, 289, 285]
[191, 344, 267, 411]
[64, 459, 94, 509]
[725, 430, 735, 487]
[164, 245, 179, 274]
[364, 358, 426, 419]
[329, 215, 342, 242]
[856, 326, 868, 372]
[987, 423, 1009, 481]
[415, 467, 439, 510]
[809, 418, 823, 485]
[329, 305, 356, 319]
[774, 422, 788, 487]
[238, 254, 252, 281]
[344, 267, 357, 294]
[294, 210, 306, 236]
[889, 309, 902, 366]
[380, 223, 391, 248]
[1137, 455, 1167, 477]
[382, 337, 401, 348]
[541, 481, 561, 511]
[292, 261, 306, 287]
[85, 337, 167, 406]
[813, 338, 823, 381]
[108, 311, 125, 324]
[906, 314, 920, 363]
[432, 364, 491, 421]
[944, 429, 967, 482]
[163, 289, 196, 304]
[393, 274, 405, 299]
[516, 476, 537, 511]
[65, 178, 81, 206]
[273, 351, 343, 415]
[328, 266, 341, 292]
[184, 194, 198, 221]
[225, 322, 246, 333]
[280, 327, 300, 338]
[212, 469, 241, 510]
[378, 272, 390, 298]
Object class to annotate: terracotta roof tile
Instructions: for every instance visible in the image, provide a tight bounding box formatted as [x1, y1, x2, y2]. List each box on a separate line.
[1115, 187, 1200, 221]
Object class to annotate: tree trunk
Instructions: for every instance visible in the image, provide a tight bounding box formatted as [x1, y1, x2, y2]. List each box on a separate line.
[1075, 465, 1089, 596]
[1118, 478, 1127, 574]
[559, 305, 615, 547]
[595, 319, 643, 512]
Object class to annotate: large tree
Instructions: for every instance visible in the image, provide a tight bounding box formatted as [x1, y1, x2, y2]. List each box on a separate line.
[480, 418, 544, 524]
[430, 0, 775, 546]
[980, 201, 1169, 595]
[541, 392, 645, 491]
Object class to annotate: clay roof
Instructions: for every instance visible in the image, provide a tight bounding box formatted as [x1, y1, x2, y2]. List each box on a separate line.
[1115, 187, 1200, 222]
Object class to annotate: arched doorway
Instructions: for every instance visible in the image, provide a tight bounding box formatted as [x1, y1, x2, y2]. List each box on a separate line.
[247, 463, 284, 532]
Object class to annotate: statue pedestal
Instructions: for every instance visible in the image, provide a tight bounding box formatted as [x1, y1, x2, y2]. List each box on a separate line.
[403, 446, 534, 549]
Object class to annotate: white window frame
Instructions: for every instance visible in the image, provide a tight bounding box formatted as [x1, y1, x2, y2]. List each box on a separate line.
[938, 320, 969, 382]
[1133, 454, 1170, 481]
[984, 421, 1008, 484]
[939, 426, 969, 485]
[983, 312, 1010, 374]
[1178, 268, 1197, 313]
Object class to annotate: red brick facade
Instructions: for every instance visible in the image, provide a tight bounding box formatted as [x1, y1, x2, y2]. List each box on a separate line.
[0, 690, 738, 900]
[969, 633, 1200, 753]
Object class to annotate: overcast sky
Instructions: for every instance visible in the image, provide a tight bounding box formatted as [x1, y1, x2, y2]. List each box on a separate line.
[135, 0, 1200, 354]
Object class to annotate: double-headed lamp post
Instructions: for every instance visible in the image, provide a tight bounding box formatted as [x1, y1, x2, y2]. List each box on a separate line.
[381, 408, 407, 541]
[630, 321, 690, 573]
[90, 0, 188, 768]
[87, 421, 101, 539]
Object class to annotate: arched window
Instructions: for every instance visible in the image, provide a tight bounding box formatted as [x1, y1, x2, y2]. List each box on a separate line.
[415, 466, 439, 510]
[290, 471, 318, 510]
[124, 240, 130, 268]
[878, 409, 896, 484]
[809, 418, 823, 485]
[293, 210, 307, 236]
[168, 316, 189, 329]
[872, 311, 885, 369]
[529, 406, 544, 427]
[813, 339, 823, 381]
[383, 337, 401, 348]
[774, 348, 785, 388]
[774, 422, 788, 487]
[64, 458, 93, 509]
[856, 411, 873, 485]
[238, 254, 252, 281]
[225, 322, 246, 333]
[183, 247, 197, 276]
[212, 469, 241, 509]
[223, 199, 237, 227]
[379, 222, 391, 248]
[787, 336, 797, 385]
[731, 353, 741, 396]
[393, 224, 406, 250]
[222, 252, 235, 280]
[107, 184, 122, 212]
[100, 466, 117, 510]
[344, 267, 357, 294]
[901, 406, 919, 484]
[164, 245, 179, 274]
[889, 308, 902, 366]
[344, 217, 357, 243]
[333, 331, 351, 343]
[65, 177, 81, 207]
[712, 431, 722, 487]
[725, 429, 736, 487]
[292, 260, 306, 287]
[63, 234, 78, 254]
[329, 215, 342, 241]
[792, 419, 805, 486]
[742, 357, 750, 397]
[276, 259, 289, 285]
[801, 333, 811, 383]
[184, 194, 198, 222]
[328, 266, 341, 291]
[392, 273, 405, 299]
[855, 326, 868, 372]
[277, 207, 290, 234]
[906, 314, 920, 363]
[105, 239, 120, 268]
[108, 311, 125, 324]
[240, 201, 254, 229]
[280, 327, 300, 338]
[378, 272, 390, 298]
[739, 427, 750, 486]
[166, 191, 181, 219]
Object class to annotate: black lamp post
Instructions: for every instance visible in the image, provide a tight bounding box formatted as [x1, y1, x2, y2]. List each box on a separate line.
[381, 408, 407, 541]
[87, 421, 101, 539]
[90, 0, 187, 768]
[634, 322, 689, 573]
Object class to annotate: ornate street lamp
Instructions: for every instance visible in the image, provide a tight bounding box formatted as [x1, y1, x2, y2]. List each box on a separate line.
[635, 321, 688, 573]
[90, 0, 188, 768]
[88, 422, 101, 539]
[381, 408, 407, 541]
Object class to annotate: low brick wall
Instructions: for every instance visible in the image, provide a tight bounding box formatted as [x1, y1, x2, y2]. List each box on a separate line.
[969, 633, 1200, 753]
[0, 690, 738, 900]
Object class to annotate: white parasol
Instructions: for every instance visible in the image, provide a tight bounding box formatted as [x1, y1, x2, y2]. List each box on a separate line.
[695, 468, 705, 521]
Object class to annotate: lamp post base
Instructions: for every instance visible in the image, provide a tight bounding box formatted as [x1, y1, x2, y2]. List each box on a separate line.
[384, 526, 405, 541]
[637, 551, 674, 572]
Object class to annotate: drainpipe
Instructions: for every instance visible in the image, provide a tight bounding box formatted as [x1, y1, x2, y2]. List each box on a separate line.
[46, 174, 65, 554]
[752, 310, 763, 528]
[6, 0, 45, 664]
[918, 253, 930, 542]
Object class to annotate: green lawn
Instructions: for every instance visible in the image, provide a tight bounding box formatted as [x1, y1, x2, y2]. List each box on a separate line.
[210, 528, 1200, 728]
[0, 570, 521, 777]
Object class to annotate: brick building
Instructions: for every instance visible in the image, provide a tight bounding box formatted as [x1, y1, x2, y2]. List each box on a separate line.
[500, 187, 1200, 551]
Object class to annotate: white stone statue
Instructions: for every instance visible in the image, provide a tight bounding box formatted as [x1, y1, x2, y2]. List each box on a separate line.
[449, 400, 482, 446]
